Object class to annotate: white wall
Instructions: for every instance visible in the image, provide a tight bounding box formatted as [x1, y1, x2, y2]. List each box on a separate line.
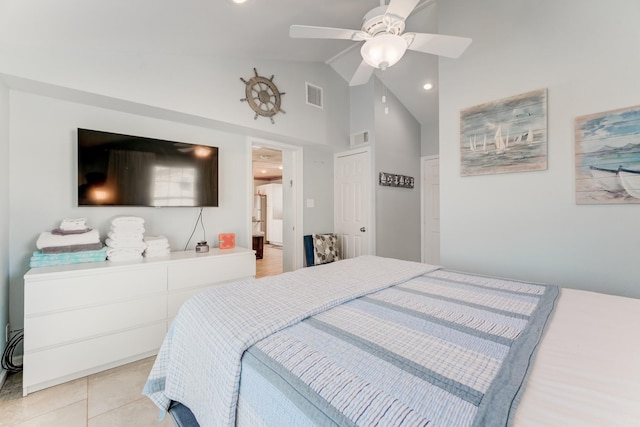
[439, 0, 640, 298]
[7, 91, 251, 329]
[374, 79, 422, 261]
[0, 49, 349, 148]
[0, 80, 9, 362]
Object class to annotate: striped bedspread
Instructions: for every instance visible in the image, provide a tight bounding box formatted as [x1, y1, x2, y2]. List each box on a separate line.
[144, 256, 558, 427]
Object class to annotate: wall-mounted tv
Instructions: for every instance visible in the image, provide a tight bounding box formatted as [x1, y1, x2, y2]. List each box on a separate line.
[77, 128, 219, 207]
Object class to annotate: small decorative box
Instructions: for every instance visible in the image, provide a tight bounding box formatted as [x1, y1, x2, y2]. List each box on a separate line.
[218, 233, 235, 249]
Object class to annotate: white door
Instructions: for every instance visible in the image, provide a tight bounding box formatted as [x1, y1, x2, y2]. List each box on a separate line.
[334, 148, 373, 259]
[421, 156, 440, 264]
[281, 149, 299, 272]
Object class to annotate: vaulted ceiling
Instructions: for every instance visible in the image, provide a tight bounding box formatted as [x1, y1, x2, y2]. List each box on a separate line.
[0, 0, 442, 127]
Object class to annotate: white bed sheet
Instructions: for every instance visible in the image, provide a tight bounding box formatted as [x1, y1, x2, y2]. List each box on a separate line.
[515, 288, 640, 426]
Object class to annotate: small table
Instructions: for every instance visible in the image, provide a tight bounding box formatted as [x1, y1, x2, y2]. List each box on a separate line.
[252, 235, 264, 259]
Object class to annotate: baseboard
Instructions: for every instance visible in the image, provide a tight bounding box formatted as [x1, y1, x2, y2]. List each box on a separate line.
[0, 368, 7, 392]
[0, 355, 23, 392]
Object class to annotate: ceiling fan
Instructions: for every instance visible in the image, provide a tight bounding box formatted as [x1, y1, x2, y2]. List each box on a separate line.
[290, 0, 472, 86]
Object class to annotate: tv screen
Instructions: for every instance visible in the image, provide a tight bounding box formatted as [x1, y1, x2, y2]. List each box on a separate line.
[77, 128, 219, 207]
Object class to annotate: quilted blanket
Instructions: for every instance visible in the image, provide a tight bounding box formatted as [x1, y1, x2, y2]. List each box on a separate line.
[144, 256, 436, 426]
[144, 256, 558, 427]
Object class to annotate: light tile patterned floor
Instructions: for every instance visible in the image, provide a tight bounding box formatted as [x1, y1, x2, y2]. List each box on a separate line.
[0, 357, 172, 427]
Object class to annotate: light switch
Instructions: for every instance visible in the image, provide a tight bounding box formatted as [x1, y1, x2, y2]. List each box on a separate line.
[306, 198, 315, 208]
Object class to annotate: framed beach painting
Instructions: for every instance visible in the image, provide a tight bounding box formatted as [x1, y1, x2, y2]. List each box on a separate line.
[460, 89, 548, 176]
[575, 105, 640, 204]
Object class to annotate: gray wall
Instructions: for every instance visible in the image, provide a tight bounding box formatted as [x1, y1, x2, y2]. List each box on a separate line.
[421, 120, 439, 157]
[0, 80, 9, 362]
[2, 54, 350, 332]
[439, 0, 640, 298]
[8, 92, 251, 329]
[374, 79, 422, 261]
[346, 78, 422, 261]
[302, 146, 335, 236]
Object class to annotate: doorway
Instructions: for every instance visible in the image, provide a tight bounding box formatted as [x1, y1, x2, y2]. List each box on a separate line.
[250, 138, 303, 277]
[334, 147, 374, 258]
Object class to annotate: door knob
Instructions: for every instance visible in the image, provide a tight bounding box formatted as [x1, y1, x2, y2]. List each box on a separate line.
[360, 227, 366, 232]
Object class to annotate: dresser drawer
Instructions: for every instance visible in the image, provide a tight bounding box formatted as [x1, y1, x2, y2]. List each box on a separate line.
[167, 253, 254, 291]
[24, 294, 167, 352]
[23, 323, 166, 395]
[25, 265, 166, 315]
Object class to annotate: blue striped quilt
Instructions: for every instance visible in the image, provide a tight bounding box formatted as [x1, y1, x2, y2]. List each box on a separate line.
[144, 256, 558, 427]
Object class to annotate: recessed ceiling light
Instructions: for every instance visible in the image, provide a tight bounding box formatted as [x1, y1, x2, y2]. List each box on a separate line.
[423, 83, 433, 91]
[232, 0, 247, 3]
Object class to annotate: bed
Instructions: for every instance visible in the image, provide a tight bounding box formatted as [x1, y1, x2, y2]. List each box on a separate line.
[143, 256, 640, 426]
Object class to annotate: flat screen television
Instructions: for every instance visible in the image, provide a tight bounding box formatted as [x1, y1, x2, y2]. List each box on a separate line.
[77, 128, 219, 207]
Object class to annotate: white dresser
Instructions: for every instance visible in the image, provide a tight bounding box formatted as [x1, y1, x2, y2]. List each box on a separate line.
[22, 247, 255, 396]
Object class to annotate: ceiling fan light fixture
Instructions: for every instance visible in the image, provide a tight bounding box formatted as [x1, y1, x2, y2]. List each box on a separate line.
[360, 34, 408, 70]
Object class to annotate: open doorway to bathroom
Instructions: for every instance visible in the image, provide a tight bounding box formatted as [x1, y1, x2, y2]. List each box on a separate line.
[252, 146, 284, 278]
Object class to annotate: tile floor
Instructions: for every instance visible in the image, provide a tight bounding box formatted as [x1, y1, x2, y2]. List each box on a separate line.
[0, 244, 284, 426]
[0, 356, 172, 427]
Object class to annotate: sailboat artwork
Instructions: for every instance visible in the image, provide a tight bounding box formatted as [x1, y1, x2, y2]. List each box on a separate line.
[460, 89, 548, 176]
[575, 104, 640, 204]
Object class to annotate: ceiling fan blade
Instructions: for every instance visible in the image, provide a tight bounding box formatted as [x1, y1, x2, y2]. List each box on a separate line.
[349, 60, 374, 86]
[385, 0, 421, 20]
[406, 33, 472, 59]
[290, 25, 368, 41]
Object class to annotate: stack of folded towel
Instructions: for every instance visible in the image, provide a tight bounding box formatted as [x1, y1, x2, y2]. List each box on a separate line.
[106, 216, 146, 262]
[143, 235, 170, 258]
[31, 218, 106, 267]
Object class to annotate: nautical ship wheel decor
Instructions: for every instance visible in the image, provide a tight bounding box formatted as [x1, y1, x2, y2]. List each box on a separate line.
[240, 68, 286, 124]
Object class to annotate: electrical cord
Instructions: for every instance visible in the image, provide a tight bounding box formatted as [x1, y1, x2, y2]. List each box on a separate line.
[183, 207, 206, 251]
[1, 329, 23, 373]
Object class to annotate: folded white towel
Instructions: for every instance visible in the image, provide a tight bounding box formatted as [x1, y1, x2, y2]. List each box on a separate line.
[108, 231, 144, 242]
[111, 216, 145, 226]
[145, 246, 170, 254]
[36, 229, 100, 249]
[144, 235, 169, 248]
[144, 243, 170, 252]
[105, 238, 147, 250]
[107, 247, 144, 255]
[107, 251, 143, 262]
[59, 218, 87, 231]
[110, 225, 145, 234]
[144, 235, 168, 243]
[144, 248, 171, 258]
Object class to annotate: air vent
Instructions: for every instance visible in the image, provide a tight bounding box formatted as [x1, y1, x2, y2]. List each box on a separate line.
[306, 82, 323, 109]
[350, 130, 370, 148]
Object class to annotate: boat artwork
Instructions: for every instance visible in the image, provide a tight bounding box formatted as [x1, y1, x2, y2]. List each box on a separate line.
[575, 104, 640, 204]
[589, 165, 640, 199]
[460, 89, 548, 176]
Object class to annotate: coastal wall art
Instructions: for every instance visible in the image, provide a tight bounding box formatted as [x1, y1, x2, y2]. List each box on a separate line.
[575, 105, 640, 204]
[460, 89, 548, 176]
